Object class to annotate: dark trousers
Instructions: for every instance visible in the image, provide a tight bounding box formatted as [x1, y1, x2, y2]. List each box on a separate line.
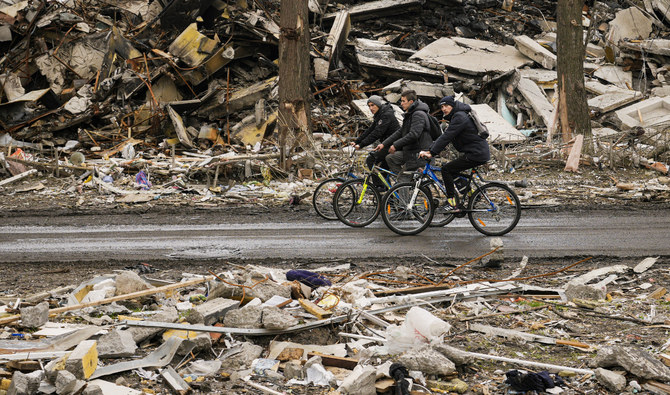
[365, 148, 389, 171]
[441, 156, 486, 198]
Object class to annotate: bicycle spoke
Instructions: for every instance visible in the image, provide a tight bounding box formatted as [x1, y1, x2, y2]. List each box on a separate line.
[468, 183, 521, 236]
[381, 183, 434, 236]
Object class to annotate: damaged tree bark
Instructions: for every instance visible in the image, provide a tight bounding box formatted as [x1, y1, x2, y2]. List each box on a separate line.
[557, 0, 592, 151]
[278, 0, 312, 170]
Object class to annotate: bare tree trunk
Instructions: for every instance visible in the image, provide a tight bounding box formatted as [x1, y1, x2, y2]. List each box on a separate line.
[279, 0, 312, 170]
[556, 0, 592, 152]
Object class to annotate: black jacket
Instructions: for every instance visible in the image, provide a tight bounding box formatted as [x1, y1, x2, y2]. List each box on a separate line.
[382, 99, 433, 154]
[429, 101, 490, 163]
[355, 103, 399, 148]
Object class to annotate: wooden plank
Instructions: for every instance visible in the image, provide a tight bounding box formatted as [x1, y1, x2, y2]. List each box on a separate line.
[325, 10, 350, 69]
[307, 351, 358, 369]
[323, 0, 423, 21]
[564, 134, 584, 172]
[298, 299, 332, 320]
[0, 169, 37, 187]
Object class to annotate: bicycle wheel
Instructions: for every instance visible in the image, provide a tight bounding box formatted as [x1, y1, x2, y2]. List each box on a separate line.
[333, 178, 381, 227]
[313, 177, 350, 220]
[381, 183, 434, 236]
[423, 181, 455, 227]
[468, 182, 521, 236]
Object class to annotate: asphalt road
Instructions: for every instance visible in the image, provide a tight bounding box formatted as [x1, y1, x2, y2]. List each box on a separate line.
[0, 209, 668, 263]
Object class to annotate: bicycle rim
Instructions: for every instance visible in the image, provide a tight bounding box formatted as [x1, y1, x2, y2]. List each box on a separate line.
[424, 181, 455, 227]
[313, 178, 348, 220]
[382, 183, 434, 236]
[333, 179, 381, 227]
[468, 183, 521, 236]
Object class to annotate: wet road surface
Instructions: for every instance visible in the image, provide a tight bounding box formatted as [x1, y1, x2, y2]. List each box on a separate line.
[0, 209, 667, 263]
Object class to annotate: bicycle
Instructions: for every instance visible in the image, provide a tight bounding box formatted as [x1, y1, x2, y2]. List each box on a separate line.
[381, 162, 521, 236]
[312, 152, 360, 220]
[332, 163, 397, 227]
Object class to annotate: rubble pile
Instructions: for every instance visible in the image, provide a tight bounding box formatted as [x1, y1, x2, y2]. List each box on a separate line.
[0, 0, 669, 208]
[0, 254, 669, 394]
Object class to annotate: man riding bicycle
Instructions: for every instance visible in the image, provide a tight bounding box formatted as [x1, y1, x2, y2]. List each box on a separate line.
[419, 95, 490, 212]
[350, 95, 399, 172]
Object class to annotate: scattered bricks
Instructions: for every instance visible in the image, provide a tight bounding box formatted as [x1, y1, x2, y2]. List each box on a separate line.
[96, 329, 137, 358]
[114, 271, 152, 296]
[19, 301, 49, 328]
[337, 365, 376, 395]
[261, 306, 299, 330]
[398, 345, 456, 376]
[595, 368, 627, 392]
[283, 360, 304, 380]
[195, 297, 238, 325]
[565, 283, 607, 301]
[7, 370, 42, 395]
[65, 340, 98, 380]
[223, 305, 263, 329]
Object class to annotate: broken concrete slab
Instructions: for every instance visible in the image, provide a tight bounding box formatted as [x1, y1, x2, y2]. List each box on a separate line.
[337, 365, 376, 395]
[398, 345, 456, 376]
[261, 306, 298, 330]
[514, 35, 556, 70]
[223, 304, 262, 329]
[410, 37, 532, 76]
[355, 38, 444, 82]
[381, 79, 453, 100]
[128, 307, 179, 344]
[565, 283, 607, 301]
[595, 368, 627, 392]
[469, 103, 527, 144]
[55, 370, 84, 395]
[315, 10, 350, 81]
[218, 341, 263, 370]
[96, 329, 137, 359]
[65, 340, 98, 379]
[433, 343, 475, 366]
[322, 0, 423, 21]
[595, 346, 670, 381]
[90, 337, 183, 380]
[114, 271, 151, 296]
[594, 65, 632, 89]
[7, 370, 42, 395]
[621, 38, 670, 56]
[616, 97, 670, 128]
[195, 297, 238, 326]
[88, 379, 142, 395]
[516, 78, 554, 127]
[608, 7, 653, 45]
[588, 90, 642, 113]
[634, 257, 659, 273]
[19, 301, 49, 328]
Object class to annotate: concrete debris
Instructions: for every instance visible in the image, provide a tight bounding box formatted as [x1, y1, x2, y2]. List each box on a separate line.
[595, 367, 627, 392]
[96, 329, 137, 358]
[398, 345, 457, 376]
[595, 346, 670, 381]
[19, 301, 49, 328]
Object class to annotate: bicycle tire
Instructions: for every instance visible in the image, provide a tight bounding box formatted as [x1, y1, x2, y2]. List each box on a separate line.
[423, 181, 456, 227]
[381, 183, 434, 236]
[313, 177, 349, 220]
[467, 182, 521, 236]
[333, 178, 381, 227]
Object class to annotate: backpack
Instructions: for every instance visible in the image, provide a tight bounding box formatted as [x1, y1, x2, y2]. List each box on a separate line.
[426, 113, 443, 141]
[468, 109, 489, 140]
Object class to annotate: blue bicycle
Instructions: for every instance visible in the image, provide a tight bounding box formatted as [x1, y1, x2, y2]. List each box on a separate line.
[381, 162, 521, 236]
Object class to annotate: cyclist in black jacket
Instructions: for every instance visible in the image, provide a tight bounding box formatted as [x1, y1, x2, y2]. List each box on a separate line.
[351, 95, 399, 170]
[419, 95, 490, 210]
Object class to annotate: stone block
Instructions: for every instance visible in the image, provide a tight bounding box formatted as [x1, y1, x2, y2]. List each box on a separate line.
[97, 329, 137, 358]
[177, 333, 212, 356]
[261, 306, 298, 330]
[398, 345, 456, 376]
[565, 283, 606, 301]
[337, 365, 376, 395]
[283, 360, 304, 380]
[114, 271, 152, 296]
[55, 370, 79, 395]
[223, 305, 263, 329]
[595, 368, 626, 392]
[20, 302, 49, 328]
[219, 342, 263, 370]
[65, 340, 98, 379]
[129, 307, 178, 343]
[7, 370, 42, 395]
[82, 384, 103, 395]
[595, 346, 670, 381]
[195, 297, 238, 325]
